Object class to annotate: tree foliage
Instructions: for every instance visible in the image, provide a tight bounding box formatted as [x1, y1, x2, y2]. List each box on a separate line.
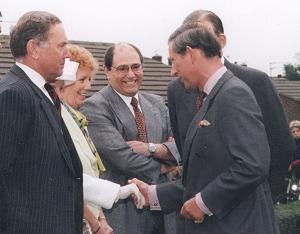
[284, 63, 300, 81]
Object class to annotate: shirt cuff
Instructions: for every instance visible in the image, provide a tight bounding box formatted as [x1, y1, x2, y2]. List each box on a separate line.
[195, 192, 213, 216]
[148, 185, 161, 211]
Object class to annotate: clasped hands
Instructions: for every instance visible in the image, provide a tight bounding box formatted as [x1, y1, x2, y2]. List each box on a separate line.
[116, 183, 145, 209]
[128, 178, 205, 223]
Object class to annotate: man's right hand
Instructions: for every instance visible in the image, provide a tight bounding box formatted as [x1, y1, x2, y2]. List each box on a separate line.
[128, 178, 150, 206]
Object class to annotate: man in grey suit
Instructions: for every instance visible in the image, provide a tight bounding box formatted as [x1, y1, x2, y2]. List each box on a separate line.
[0, 11, 83, 233]
[168, 10, 293, 200]
[131, 22, 279, 234]
[80, 43, 179, 234]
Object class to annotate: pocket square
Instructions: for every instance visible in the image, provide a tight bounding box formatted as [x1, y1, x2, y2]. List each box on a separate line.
[197, 119, 211, 128]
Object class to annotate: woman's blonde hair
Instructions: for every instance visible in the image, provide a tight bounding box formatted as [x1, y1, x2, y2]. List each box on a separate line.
[67, 44, 99, 73]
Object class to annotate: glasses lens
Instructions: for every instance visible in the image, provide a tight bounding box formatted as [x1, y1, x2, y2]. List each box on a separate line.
[116, 65, 129, 74]
[131, 64, 142, 72]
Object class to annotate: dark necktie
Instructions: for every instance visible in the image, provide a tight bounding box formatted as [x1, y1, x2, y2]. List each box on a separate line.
[131, 97, 148, 143]
[44, 83, 61, 113]
[195, 90, 207, 113]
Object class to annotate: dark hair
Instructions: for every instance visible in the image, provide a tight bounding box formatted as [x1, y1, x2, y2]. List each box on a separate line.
[104, 43, 144, 70]
[183, 10, 224, 36]
[168, 23, 221, 58]
[9, 11, 61, 58]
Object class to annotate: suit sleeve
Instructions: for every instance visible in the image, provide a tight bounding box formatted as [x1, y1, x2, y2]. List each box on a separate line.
[159, 95, 181, 163]
[201, 86, 270, 219]
[80, 98, 161, 185]
[156, 179, 184, 214]
[167, 81, 182, 157]
[0, 88, 30, 174]
[251, 73, 293, 181]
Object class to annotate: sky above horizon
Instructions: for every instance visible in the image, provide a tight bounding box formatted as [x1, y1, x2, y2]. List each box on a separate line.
[1, 0, 300, 76]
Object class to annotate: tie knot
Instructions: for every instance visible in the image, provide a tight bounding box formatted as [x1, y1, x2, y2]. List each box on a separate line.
[131, 96, 138, 108]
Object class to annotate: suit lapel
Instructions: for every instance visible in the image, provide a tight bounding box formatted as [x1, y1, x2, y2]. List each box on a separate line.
[185, 88, 200, 114]
[10, 65, 78, 176]
[182, 71, 234, 183]
[182, 96, 211, 168]
[103, 86, 139, 140]
[139, 93, 161, 143]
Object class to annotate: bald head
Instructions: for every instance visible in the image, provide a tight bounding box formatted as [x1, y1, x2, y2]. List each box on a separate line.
[104, 42, 143, 70]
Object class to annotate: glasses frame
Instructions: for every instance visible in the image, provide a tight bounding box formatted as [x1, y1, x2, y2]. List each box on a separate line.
[111, 63, 143, 75]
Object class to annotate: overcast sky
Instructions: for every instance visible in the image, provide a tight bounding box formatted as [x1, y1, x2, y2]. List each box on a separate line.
[1, 0, 300, 75]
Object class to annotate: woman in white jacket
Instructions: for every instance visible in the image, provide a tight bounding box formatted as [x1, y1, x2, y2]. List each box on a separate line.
[53, 44, 144, 234]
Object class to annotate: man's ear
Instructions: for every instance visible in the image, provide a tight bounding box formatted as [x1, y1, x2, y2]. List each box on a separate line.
[186, 46, 197, 64]
[27, 39, 39, 59]
[103, 65, 110, 80]
[218, 33, 227, 49]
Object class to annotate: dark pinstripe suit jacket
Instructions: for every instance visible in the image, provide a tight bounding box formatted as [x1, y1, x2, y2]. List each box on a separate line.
[0, 65, 83, 234]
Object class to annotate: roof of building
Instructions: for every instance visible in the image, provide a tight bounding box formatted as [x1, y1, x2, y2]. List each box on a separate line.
[271, 77, 300, 102]
[1, 35, 300, 103]
[0, 35, 173, 101]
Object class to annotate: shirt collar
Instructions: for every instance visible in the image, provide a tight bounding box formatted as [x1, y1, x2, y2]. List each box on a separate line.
[16, 62, 46, 89]
[203, 66, 227, 96]
[114, 89, 139, 106]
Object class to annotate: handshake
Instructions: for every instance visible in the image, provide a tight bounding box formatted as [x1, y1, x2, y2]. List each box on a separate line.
[82, 174, 147, 209]
[112, 179, 151, 209]
[115, 183, 145, 209]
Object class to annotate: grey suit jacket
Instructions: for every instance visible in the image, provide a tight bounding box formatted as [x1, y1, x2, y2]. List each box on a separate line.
[0, 65, 83, 234]
[80, 85, 179, 234]
[168, 59, 293, 199]
[159, 71, 279, 234]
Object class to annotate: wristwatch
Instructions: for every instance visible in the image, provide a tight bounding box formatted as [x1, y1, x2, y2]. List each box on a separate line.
[148, 143, 157, 155]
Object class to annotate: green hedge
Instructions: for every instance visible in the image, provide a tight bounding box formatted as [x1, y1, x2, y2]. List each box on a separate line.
[274, 201, 300, 234]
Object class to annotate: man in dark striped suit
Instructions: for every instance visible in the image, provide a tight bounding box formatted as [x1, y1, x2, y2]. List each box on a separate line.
[0, 11, 83, 233]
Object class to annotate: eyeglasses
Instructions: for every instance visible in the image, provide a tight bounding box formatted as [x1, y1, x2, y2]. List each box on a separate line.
[111, 63, 142, 74]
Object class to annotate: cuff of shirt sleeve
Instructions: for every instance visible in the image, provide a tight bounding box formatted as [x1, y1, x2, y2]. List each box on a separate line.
[195, 192, 213, 216]
[148, 185, 161, 211]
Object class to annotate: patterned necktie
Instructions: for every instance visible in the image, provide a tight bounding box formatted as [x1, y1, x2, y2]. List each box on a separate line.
[131, 97, 148, 143]
[44, 83, 61, 113]
[195, 90, 207, 113]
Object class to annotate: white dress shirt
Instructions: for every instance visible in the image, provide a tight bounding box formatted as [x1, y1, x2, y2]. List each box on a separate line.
[113, 89, 142, 116]
[16, 62, 53, 103]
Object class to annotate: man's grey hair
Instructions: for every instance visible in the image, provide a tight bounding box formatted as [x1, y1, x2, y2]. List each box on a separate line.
[9, 11, 61, 58]
[168, 22, 221, 58]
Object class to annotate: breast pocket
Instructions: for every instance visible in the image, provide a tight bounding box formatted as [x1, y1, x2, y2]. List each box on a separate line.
[191, 125, 219, 159]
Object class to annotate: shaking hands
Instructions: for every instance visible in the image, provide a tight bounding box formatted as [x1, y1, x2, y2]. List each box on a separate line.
[115, 183, 145, 209]
[128, 178, 150, 208]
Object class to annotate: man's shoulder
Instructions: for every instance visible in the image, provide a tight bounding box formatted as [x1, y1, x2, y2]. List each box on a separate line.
[168, 78, 182, 88]
[84, 87, 108, 104]
[217, 74, 255, 99]
[0, 71, 30, 95]
[226, 61, 269, 82]
[140, 91, 165, 104]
